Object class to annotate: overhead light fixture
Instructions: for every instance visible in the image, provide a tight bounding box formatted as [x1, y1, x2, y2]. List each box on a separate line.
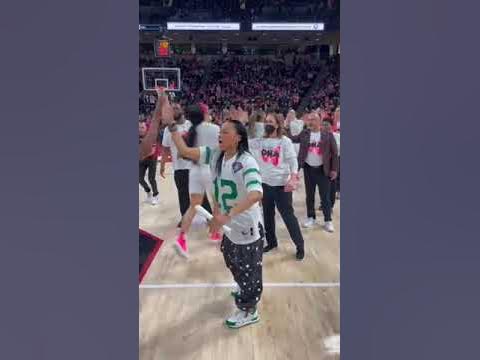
[167, 22, 240, 31]
[252, 23, 324, 31]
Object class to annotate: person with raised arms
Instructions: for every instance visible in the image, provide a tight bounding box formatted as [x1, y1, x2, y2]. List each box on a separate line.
[174, 103, 220, 256]
[164, 101, 266, 329]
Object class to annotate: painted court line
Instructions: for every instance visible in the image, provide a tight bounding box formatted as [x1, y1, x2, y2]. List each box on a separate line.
[139, 282, 340, 289]
[323, 334, 340, 354]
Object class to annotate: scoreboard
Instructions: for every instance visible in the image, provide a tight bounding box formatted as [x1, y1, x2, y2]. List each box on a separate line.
[154, 39, 170, 58]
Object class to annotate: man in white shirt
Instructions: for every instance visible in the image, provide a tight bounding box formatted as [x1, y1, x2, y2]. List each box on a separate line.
[287, 112, 339, 233]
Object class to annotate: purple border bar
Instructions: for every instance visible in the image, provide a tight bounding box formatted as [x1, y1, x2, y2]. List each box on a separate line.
[342, 0, 480, 358]
[0, 0, 138, 358]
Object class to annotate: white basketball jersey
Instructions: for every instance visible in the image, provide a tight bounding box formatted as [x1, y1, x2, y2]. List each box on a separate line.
[199, 146, 263, 245]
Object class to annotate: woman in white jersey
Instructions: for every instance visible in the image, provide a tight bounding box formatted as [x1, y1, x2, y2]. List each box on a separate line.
[175, 104, 221, 256]
[250, 113, 305, 260]
[165, 103, 265, 330]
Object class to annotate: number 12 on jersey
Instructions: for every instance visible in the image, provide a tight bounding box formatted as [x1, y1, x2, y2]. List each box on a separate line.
[214, 179, 238, 213]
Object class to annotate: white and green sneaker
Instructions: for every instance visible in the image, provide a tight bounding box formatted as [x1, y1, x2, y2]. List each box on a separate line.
[230, 284, 241, 298]
[225, 309, 260, 329]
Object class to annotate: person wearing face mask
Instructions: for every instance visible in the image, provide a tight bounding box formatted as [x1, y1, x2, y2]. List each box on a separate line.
[250, 113, 305, 260]
[287, 112, 339, 232]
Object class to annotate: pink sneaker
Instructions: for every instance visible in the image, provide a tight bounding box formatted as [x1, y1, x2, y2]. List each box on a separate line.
[210, 231, 222, 242]
[175, 232, 188, 257]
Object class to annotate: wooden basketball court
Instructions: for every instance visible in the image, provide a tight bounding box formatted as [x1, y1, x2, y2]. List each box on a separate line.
[139, 163, 340, 360]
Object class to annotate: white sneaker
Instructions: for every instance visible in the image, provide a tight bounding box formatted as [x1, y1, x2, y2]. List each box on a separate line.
[324, 221, 335, 233]
[303, 218, 316, 228]
[225, 309, 259, 329]
[145, 192, 153, 203]
[150, 195, 159, 205]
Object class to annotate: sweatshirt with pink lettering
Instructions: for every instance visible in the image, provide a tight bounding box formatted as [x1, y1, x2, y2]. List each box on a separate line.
[249, 136, 298, 187]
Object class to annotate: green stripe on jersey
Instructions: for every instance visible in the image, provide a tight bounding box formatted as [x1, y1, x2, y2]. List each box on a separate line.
[246, 180, 261, 188]
[205, 146, 211, 164]
[243, 168, 260, 178]
[213, 178, 219, 203]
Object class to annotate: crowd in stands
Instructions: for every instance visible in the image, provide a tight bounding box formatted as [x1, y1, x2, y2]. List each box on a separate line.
[139, 52, 340, 120]
[308, 56, 340, 112]
[200, 56, 321, 114]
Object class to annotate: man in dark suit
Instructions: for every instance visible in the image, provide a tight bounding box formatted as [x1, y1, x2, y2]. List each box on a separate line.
[287, 111, 339, 232]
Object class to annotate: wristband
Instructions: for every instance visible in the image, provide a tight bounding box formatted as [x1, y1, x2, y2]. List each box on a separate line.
[168, 123, 178, 132]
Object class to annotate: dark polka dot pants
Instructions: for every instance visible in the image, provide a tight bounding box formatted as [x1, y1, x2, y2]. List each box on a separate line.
[221, 234, 264, 313]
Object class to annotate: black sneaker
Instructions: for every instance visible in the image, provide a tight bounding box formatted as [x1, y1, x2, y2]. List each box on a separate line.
[263, 244, 278, 253]
[296, 249, 305, 261]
